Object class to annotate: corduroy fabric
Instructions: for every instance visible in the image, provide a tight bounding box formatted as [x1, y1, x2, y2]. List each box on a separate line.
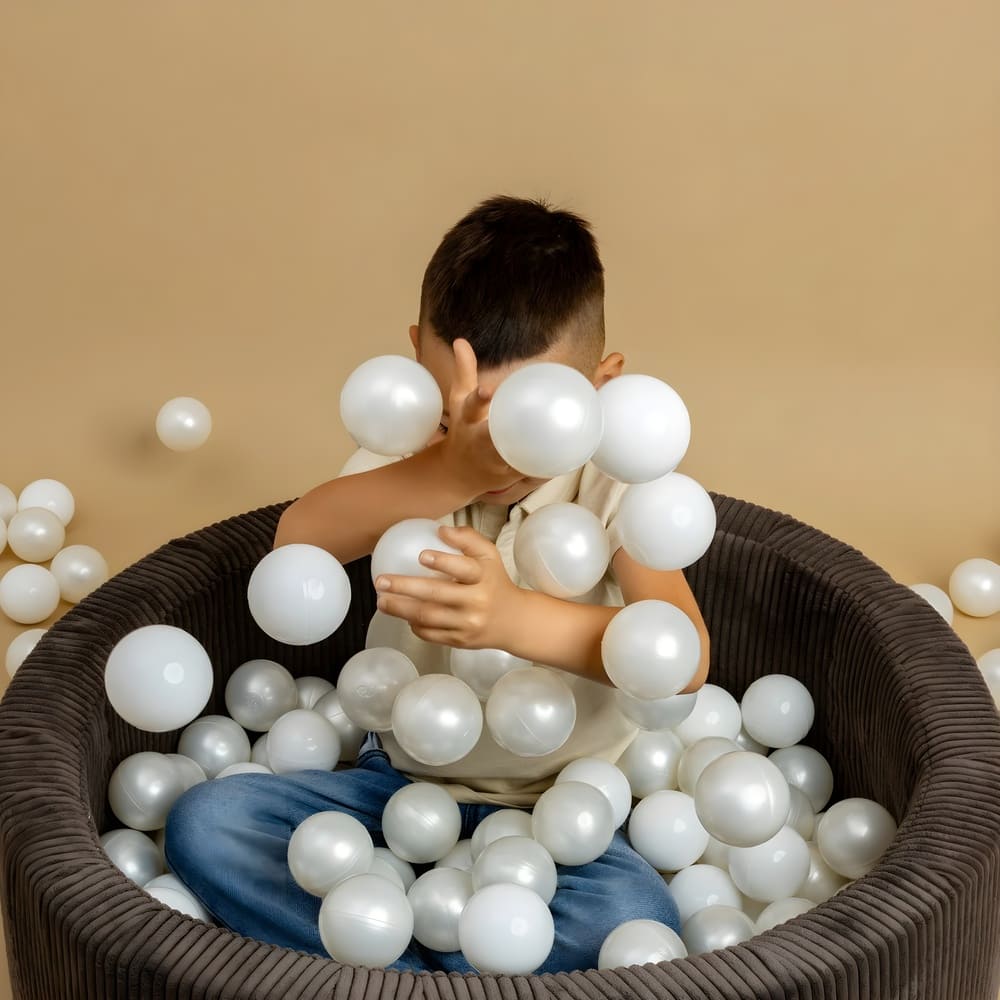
[1, 494, 999, 999]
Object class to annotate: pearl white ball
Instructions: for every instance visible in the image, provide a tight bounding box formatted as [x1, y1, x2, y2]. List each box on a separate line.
[615, 689, 697, 731]
[312, 689, 367, 761]
[681, 905, 755, 954]
[371, 847, 416, 890]
[17, 478, 75, 526]
[0, 564, 61, 624]
[287, 810, 374, 896]
[449, 645, 530, 700]
[532, 780, 616, 866]
[676, 737, 741, 796]
[673, 684, 742, 745]
[487, 362, 603, 478]
[435, 839, 475, 872]
[216, 762, 271, 778]
[948, 558, 1000, 617]
[5, 627, 46, 678]
[145, 884, 214, 922]
[740, 674, 815, 749]
[469, 809, 534, 861]
[155, 396, 212, 451]
[978, 648, 1000, 707]
[390, 674, 483, 766]
[247, 544, 351, 646]
[166, 753, 207, 791]
[816, 797, 897, 879]
[339, 354, 443, 456]
[108, 751, 188, 831]
[755, 897, 814, 933]
[615, 729, 685, 799]
[628, 789, 709, 872]
[908, 583, 953, 623]
[799, 843, 849, 903]
[556, 756, 632, 828]
[336, 647, 419, 731]
[224, 659, 299, 732]
[513, 502, 610, 598]
[768, 744, 835, 812]
[471, 835, 557, 904]
[485, 667, 577, 757]
[598, 918, 688, 969]
[727, 826, 811, 902]
[0, 483, 16, 523]
[318, 873, 414, 967]
[104, 624, 214, 732]
[667, 864, 741, 924]
[295, 675, 335, 709]
[370, 518, 462, 585]
[100, 828, 164, 886]
[458, 883, 555, 975]
[266, 709, 340, 774]
[407, 867, 474, 952]
[177, 715, 252, 779]
[612, 472, 716, 571]
[5, 507, 65, 562]
[602, 599, 702, 699]
[50, 544, 110, 603]
[382, 781, 462, 864]
[693, 751, 791, 848]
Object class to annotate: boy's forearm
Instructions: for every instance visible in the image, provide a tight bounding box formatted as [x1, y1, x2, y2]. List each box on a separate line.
[273, 444, 477, 564]
[500, 589, 711, 693]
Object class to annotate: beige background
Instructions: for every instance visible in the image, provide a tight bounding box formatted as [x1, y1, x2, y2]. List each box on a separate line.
[1, 3, 998, 996]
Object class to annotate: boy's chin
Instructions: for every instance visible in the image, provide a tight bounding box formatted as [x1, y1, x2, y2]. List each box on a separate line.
[474, 479, 542, 505]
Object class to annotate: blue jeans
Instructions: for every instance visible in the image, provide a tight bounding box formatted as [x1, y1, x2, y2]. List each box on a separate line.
[164, 744, 680, 974]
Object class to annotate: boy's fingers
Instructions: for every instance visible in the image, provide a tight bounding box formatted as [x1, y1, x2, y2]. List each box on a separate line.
[418, 548, 483, 584]
[437, 524, 498, 561]
[377, 592, 458, 628]
[374, 573, 470, 605]
[460, 383, 493, 425]
[450, 338, 479, 405]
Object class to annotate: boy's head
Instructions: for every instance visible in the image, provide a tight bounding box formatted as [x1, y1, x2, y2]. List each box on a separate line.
[409, 194, 624, 506]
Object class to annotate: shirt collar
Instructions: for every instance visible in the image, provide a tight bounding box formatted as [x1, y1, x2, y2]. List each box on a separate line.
[514, 465, 584, 516]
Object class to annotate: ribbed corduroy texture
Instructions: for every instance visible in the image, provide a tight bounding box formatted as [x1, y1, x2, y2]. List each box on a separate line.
[2, 494, 999, 999]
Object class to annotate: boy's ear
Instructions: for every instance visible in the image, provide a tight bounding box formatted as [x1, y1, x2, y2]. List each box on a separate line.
[408, 324, 421, 359]
[593, 351, 625, 388]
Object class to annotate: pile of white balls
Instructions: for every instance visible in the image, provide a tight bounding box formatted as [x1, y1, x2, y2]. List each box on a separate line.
[1, 479, 110, 676]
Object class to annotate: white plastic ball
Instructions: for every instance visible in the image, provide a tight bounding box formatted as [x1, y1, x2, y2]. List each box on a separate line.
[0, 564, 61, 624]
[143, 873, 190, 893]
[628, 789, 708, 872]
[755, 897, 814, 933]
[250, 734, 270, 767]
[908, 582, 953, 623]
[740, 674, 815, 749]
[5, 627, 46, 678]
[556, 756, 632, 828]
[532, 780, 615, 866]
[365, 609, 406, 650]
[676, 738, 741, 796]
[104, 625, 214, 732]
[390, 674, 483, 766]
[487, 362, 604, 478]
[615, 729, 685, 798]
[313, 689, 367, 761]
[978, 648, 1000, 707]
[472, 835, 557, 903]
[591, 374, 691, 484]
[615, 690, 697, 731]
[469, 809, 534, 861]
[699, 836, 731, 870]
[100, 828, 164, 886]
[800, 842, 849, 903]
[0, 483, 16, 523]
[435, 839, 475, 872]
[727, 826, 811, 902]
[407, 867, 474, 952]
[166, 753, 208, 790]
[295, 675, 335, 709]
[949, 558, 1000, 617]
[216, 762, 271, 778]
[17, 478, 75, 526]
[694, 751, 790, 848]
[177, 715, 252, 779]
[681, 905, 755, 954]
[601, 599, 702, 699]
[370, 518, 464, 587]
[339, 447, 401, 477]
[768, 744, 835, 812]
[512, 502, 610, 598]
[734, 725, 769, 754]
[612, 472, 716, 571]
[108, 751, 187, 831]
[485, 667, 577, 757]
[368, 855, 406, 890]
[336, 647, 419, 731]
[0, 515, 4, 555]
[371, 847, 416, 890]
[247, 544, 351, 646]
[266, 709, 340, 774]
[458, 883, 555, 975]
[673, 683, 742, 745]
[449, 645, 531, 700]
[224, 659, 299, 732]
[146, 884, 214, 922]
[382, 781, 462, 864]
[287, 810, 374, 896]
[155, 396, 213, 452]
[598, 918, 688, 968]
[5, 507, 65, 562]
[339, 354, 443, 456]
[318, 873, 414, 967]
[667, 864, 742, 924]
[49, 544, 110, 603]
[816, 797, 897, 879]
[786, 786, 817, 841]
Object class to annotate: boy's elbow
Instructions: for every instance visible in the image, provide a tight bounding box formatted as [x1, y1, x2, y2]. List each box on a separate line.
[272, 505, 303, 550]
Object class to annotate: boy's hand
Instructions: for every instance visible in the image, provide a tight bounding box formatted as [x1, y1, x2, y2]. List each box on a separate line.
[434, 339, 524, 497]
[372, 524, 522, 649]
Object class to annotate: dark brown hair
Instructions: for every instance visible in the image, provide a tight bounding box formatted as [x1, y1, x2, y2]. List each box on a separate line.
[418, 194, 605, 369]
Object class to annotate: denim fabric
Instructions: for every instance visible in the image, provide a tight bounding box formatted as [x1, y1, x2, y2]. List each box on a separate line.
[163, 747, 680, 974]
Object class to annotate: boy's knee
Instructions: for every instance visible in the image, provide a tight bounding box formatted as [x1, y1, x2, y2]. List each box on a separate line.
[163, 774, 258, 871]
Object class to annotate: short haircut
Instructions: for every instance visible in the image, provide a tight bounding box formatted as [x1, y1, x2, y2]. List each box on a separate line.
[418, 194, 606, 370]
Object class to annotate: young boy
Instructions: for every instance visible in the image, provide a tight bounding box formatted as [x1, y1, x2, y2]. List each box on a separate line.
[165, 194, 711, 975]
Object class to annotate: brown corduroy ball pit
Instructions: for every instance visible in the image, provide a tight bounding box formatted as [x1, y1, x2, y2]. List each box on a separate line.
[2, 494, 1000, 1000]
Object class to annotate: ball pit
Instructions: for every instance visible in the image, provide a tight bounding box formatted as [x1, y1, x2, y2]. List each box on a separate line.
[1, 494, 1000, 998]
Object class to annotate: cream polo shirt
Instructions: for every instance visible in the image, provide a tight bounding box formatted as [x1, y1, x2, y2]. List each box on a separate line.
[337, 448, 639, 807]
